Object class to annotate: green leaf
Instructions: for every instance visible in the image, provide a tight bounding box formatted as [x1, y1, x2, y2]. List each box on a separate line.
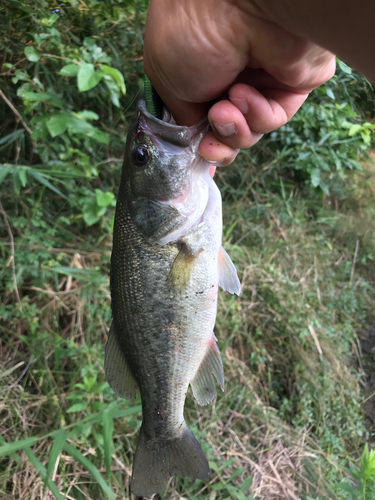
[319, 180, 330, 195]
[77, 63, 95, 91]
[24, 447, 64, 500]
[103, 408, 114, 481]
[0, 437, 38, 456]
[363, 122, 375, 129]
[67, 402, 86, 413]
[83, 208, 101, 226]
[361, 131, 371, 145]
[311, 169, 320, 188]
[95, 189, 115, 207]
[0, 130, 25, 147]
[348, 124, 363, 137]
[74, 110, 99, 120]
[12, 170, 22, 194]
[24, 46, 40, 62]
[29, 171, 68, 200]
[90, 128, 110, 144]
[210, 483, 228, 491]
[78, 63, 103, 92]
[64, 443, 115, 500]
[0, 165, 12, 184]
[338, 59, 352, 74]
[83, 37, 96, 49]
[240, 475, 253, 492]
[46, 429, 67, 482]
[109, 90, 120, 108]
[18, 91, 63, 109]
[101, 65, 126, 94]
[67, 116, 109, 144]
[59, 64, 80, 76]
[326, 87, 335, 100]
[19, 168, 27, 187]
[46, 115, 69, 137]
[217, 457, 236, 472]
[20, 91, 52, 102]
[338, 481, 357, 494]
[12, 69, 29, 84]
[225, 484, 250, 500]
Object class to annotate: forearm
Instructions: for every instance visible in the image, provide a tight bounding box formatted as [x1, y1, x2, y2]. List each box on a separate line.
[253, 0, 375, 82]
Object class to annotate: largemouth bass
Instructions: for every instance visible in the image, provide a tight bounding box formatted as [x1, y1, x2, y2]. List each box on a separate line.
[105, 100, 241, 497]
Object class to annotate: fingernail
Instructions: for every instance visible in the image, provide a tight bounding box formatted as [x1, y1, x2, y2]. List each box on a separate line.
[212, 122, 236, 137]
[230, 97, 248, 115]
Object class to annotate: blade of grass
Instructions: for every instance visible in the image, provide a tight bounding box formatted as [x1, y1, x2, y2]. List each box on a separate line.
[0, 129, 24, 147]
[51, 266, 105, 284]
[240, 475, 253, 492]
[0, 361, 25, 380]
[0, 437, 37, 456]
[103, 408, 114, 481]
[226, 467, 246, 482]
[0, 404, 142, 459]
[24, 447, 65, 500]
[46, 428, 67, 483]
[109, 404, 142, 419]
[29, 171, 69, 200]
[64, 443, 115, 500]
[0, 436, 19, 463]
[67, 403, 141, 439]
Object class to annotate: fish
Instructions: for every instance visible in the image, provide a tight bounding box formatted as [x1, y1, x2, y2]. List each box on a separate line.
[105, 99, 241, 497]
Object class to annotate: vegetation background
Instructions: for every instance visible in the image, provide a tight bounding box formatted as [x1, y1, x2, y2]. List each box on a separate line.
[0, 0, 375, 499]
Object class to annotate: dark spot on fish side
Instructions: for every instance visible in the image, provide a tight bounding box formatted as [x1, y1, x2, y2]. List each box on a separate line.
[196, 290, 204, 295]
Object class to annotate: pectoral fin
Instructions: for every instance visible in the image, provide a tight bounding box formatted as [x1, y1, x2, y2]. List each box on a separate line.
[131, 198, 186, 244]
[167, 248, 199, 293]
[218, 246, 241, 295]
[104, 323, 138, 400]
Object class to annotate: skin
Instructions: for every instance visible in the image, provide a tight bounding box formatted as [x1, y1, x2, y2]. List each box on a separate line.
[143, 0, 337, 167]
[254, 0, 375, 84]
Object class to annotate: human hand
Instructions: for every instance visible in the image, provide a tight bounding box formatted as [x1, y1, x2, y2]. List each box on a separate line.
[143, 0, 336, 166]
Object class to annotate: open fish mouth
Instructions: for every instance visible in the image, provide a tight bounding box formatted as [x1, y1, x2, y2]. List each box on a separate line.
[137, 100, 209, 151]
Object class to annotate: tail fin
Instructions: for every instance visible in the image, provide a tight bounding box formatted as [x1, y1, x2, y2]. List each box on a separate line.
[130, 422, 209, 497]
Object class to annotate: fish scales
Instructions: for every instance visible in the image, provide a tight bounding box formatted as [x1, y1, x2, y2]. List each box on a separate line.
[112, 197, 218, 431]
[105, 100, 241, 497]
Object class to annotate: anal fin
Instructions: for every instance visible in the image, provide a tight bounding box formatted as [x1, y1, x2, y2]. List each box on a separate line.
[104, 323, 138, 400]
[218, 246, 241, 295]
[190, 335, 224, 406]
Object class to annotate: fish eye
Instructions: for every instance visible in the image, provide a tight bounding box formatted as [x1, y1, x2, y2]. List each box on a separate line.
[131, 146, 150, 167]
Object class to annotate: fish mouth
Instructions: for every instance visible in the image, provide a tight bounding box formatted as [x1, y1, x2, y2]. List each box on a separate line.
[137, 100, 209, 150]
